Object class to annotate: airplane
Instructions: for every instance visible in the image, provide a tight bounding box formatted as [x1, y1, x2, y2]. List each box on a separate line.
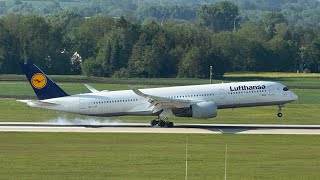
[17, 62, 298, 127]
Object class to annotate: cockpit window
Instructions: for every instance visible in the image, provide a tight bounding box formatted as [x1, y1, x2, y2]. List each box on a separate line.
[283, 87, 289, 91]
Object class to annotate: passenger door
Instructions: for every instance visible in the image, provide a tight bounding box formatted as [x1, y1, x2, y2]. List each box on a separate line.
[219, 89, 226, 99]
[269, 85, 275, 96]
[79, 98, 86, 110]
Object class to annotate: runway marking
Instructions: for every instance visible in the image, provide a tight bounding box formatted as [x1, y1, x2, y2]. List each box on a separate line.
[0, 123, 320, 134]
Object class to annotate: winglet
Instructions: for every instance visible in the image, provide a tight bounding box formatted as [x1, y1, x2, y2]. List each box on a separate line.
[84, 84, 100, 93]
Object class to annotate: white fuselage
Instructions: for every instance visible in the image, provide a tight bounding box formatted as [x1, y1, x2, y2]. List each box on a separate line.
[26, 81, 298, 118]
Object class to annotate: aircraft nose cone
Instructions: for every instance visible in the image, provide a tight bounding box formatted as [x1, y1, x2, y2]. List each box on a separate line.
[291, 93, 298, 101]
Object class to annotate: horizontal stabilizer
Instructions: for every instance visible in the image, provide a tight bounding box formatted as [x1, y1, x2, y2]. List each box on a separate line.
[84, 84, 101, 93]
[17, 100, 59, 106]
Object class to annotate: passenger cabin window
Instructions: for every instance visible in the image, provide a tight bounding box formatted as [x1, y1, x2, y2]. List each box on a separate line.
[283, 87, 289, 91]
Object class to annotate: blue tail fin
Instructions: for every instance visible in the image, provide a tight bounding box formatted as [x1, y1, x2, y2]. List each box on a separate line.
[19, 62, 69, 100]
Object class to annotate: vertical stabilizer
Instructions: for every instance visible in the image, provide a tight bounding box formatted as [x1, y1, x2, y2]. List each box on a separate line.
[19, 62, 69, 100]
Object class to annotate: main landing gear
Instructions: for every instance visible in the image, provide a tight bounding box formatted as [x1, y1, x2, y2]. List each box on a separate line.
[277, 105, 283, 117]
[150, 117, 174, 128]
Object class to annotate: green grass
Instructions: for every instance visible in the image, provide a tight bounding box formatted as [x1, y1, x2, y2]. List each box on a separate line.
[0, 75, 319, 179]
[0, 74, 218, 85]
[0, 81, 163, 98]
[0, 79, 319, 98]
[2, 73, 320, 89]
[224, 72, 320, 78]
[0, 133, 319, 179]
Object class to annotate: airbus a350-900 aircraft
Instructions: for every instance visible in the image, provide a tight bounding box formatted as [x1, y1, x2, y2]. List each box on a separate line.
[18, 63, 298, 127]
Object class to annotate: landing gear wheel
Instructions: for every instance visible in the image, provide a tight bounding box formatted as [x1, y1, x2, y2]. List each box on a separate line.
[150, 120, 158, 126]
[167, 122, 174, 128]
[158, 120, 166, 127]
[277, 105, 283, 118]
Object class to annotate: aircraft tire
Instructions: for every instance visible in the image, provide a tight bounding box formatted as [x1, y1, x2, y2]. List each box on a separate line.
[158, 120, 166, 127]
[167, 122, 174, 128]
[277, 112, 283, 117]
[150, 120, 158, 126]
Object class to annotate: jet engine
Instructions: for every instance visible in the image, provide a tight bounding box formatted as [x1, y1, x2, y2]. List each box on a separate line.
[172, 101, 217, 118]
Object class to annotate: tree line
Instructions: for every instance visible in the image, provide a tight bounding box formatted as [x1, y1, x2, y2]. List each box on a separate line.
[0, 1, 320, 78]
[1, 0, 320, 29]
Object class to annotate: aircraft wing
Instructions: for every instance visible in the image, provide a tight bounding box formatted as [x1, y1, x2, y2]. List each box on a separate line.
[130, 86, 195, 113]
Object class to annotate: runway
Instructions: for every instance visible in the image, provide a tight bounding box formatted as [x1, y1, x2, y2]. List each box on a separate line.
[0, 122, 320, 134]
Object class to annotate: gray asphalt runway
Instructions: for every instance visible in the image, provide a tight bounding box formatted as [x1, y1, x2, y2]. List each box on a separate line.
[0, 122, 320, 134]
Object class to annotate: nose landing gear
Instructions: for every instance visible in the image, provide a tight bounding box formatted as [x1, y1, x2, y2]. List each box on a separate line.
[277, 105, 283, 117]
[150, 116, 174, 127]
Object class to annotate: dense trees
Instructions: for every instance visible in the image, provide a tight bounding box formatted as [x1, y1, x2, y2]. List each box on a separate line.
[301, 38, 320, 72]
[0, 15, 57, 73]
[2, 0, 320, 29]
[198, 1, 239, 32]
[0, 1, 320, 78]
[0, 14, 80, 74]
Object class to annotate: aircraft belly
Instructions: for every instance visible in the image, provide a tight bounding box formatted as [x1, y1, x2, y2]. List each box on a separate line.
[88, 111, 157, 117]
[218, 100, 293, 109]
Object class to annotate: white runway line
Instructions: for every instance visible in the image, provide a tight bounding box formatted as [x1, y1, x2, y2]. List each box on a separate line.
[232, 129, 320, 135]
[0, 126, 221, 134]
[0, 122, 320, 134]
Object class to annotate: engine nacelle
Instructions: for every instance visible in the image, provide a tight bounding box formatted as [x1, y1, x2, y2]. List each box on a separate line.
[172, 101, 217, 119]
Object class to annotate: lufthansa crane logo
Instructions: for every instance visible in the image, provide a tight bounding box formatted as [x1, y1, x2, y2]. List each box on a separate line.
[31, 73, 47, 89]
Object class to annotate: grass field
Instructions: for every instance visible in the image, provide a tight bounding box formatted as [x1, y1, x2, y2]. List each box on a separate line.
[0, 133, 319, 180]
[0, 74, 319, 180]
[224, 72, 320, 78]
[0, 78, 319, 98]
[0, 81, 162, 98]
[1, 72, 320, 88]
